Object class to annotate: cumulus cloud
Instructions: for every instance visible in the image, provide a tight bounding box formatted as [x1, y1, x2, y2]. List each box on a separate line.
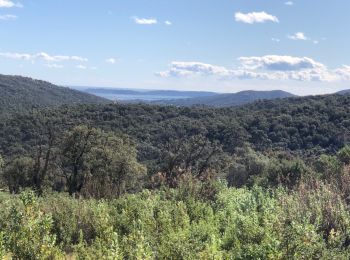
[238, 55, 325, 71]
[0, 14, 16, 20]
[46, 63, 64, 69]
[156, 61, 231, 78]
[0, 52, 31, 60]
[288, 32, 308, 41]
[334, 66, 350, 81]
[76, 65, 87, 69]
[105, 58, 117, 64]
[235, 11, 279, 24]
[0, 52, 88, 63]
[285, 1, 294, 6]
[0, 0, 22, 8]
[157, 55, 350, 82]
[165, 20, 172, 26]
[132, 17, 157, 25]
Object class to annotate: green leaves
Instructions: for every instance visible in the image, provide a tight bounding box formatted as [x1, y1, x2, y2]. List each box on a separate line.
[337, 145, 350, 165]
[2, 190, 63, 259]
[0, 183, 350, 258]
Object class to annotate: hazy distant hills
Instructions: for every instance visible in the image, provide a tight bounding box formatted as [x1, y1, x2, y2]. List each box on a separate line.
[3, 73, 348, 113]
[0, 74, 108, 116]
[77, 87, 218, 101]
[77, 87, 297, 107]
[82, 87, 350, 107]
[336, 89, 350, 95]
[151, 90, 297, 107]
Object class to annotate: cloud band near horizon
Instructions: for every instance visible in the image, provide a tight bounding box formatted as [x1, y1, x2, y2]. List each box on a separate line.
[157, 55, 350, 82]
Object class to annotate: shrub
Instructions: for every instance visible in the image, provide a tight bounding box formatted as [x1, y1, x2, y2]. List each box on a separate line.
[2, 190, 63, 259]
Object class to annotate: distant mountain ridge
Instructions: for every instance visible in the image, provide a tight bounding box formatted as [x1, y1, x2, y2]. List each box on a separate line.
[74, 87, 219, 101]
[0, 74, 108, 117]
[80, 87, 218, 98]
[75, 87, 296, 107]
[151, 90, 297, 107]
[336, 89, 350, 95]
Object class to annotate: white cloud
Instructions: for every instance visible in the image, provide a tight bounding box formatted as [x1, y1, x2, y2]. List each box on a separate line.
[71, 56, 88, 62]
[288, 32, 308, 41]
[235, 11, 279, 24]
[334, 66, 350, 81]
[165, 20, 172, 26]
[0, 14, 16, 20]
[46, 63, 64, 69]
[132, 16, 157, 25]
[0, 0, 22, 8]
[271, 38, 280, 42]
[0, 52, 88, 63]
[285, 1, 294, 6]
[105, 58, 117, 64]
[0, 52, 31, 60]
[76, 65, 87, 69]
[157, 55, 349, 83]
[238, 55, 324, 71]
[156, 61, 231, 78]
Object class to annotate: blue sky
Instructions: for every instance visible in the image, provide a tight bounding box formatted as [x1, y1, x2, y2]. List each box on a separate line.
[0, 0, 349, 95]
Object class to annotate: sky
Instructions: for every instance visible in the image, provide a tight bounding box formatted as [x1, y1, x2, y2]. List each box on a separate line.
[0, 0, 349, 95]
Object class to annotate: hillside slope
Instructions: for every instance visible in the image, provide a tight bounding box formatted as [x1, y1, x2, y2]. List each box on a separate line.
[152, 90, 296, 107]
[2, 93, 350, 159]
[0, 74, 108, 116]
[337, 89, 350, 95]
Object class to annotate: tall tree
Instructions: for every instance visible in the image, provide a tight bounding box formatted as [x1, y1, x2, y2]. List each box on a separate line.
[60, 125, 98, 195]
[3, 157, 34, 193]
[60, 125, 145, 197]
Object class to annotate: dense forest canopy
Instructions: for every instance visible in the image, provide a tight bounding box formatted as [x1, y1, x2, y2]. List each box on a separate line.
[2, 85, 350, 258]
[0, 74, 108, 118]
[1, 93, 350, 160]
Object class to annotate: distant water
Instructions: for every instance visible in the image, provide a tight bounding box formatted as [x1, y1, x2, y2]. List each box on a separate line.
[71, 86, 219, 102]
[98, 93, 192, 101]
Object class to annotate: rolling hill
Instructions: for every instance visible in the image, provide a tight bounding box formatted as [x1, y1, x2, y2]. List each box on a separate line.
[337, 89, 350, 95]
[0, 74, 108, 117]
[151, 90, 296, 107]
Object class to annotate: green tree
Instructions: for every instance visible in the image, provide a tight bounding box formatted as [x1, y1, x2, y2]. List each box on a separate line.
[3, 157, 35, 193]
[337, 145, 350, 165]
[156, 134, 229, 188]
[60, 125, 100, 195]
[0, 155, 4, 188]
[60, 125, 145, 198]
[227, 146, 268, 187]
[84, 132, 146, 198]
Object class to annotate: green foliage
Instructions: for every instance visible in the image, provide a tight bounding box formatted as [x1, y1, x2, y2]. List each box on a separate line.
[3, 85, 350, 258]
[60, 125, 146, 197]
[3, 156, 35, 193]
[1, 190, 62, 259]
[337, 145, 350, 165]
[0, 181, 350, 258]
[0, 155, 4, 189]
[0, 155, 3, 170]
[3, 94, 350, 165]
[0, 231, 6, 259]
[0, 74, 107, 118]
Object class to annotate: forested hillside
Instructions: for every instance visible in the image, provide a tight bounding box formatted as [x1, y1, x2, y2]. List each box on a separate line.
[1, 93, 349, 160]
[2, 93, 350, 258]
[0, 74, 108, 117]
